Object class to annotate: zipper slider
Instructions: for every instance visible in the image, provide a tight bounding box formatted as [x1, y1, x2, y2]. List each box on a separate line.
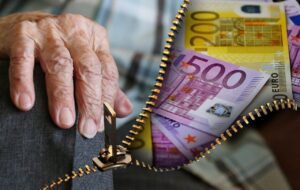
[92, 103, 132, 171]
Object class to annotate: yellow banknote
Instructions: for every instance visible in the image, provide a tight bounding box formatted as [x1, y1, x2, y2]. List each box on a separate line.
[129, 113, 189, 167]
[129, 113, 153, 164]
[176, 0, 292, 110]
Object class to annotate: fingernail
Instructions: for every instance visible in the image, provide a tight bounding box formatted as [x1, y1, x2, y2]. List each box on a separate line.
[80, 118, 97, 139]
[59, 107, 74, 128]
[18, 93, 32, 110]
[98, 116, 104, 132]
[120, 97, 133, 114]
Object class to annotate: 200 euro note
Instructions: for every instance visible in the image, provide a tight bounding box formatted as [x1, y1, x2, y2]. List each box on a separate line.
[175, 0, 293, 112]
[154, 50, 269, 138]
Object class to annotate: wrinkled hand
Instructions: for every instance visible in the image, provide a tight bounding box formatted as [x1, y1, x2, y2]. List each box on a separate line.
[0, 12, 133, 138]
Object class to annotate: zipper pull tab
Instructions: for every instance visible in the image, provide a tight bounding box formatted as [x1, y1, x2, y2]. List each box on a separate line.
[92, 103, 132, 171]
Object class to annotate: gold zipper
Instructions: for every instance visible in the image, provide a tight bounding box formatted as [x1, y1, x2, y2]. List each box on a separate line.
[39, 99, 297, 189]
[40, 0, 298, 188]
[128, 98, 297, 172]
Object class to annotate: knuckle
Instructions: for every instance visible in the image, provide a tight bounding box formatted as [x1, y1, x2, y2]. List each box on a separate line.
[10, 68, 29, 83]
[10, 49, 33, 62]
[52, 86, 73, 100]
[77, 64, 101, 82]
[97, 55, 118, 82]
[102, 89, 115, 104]
[10, 21, 35, 45]
[13, 21, 32, 34]
[57, 13, 91, 39]
[80, 90, 102, 116]
[76, 54, 102, 81]
[96, 25, 107, 36]
[103, 69, 119, 83]
[9, 62, 31, 83]
[37, 17, 55, 28]
[45, 56, 73, 75]
[94, 25, 108, 45]
[59, 13, 85, 21]
[44, 48, 73, 74]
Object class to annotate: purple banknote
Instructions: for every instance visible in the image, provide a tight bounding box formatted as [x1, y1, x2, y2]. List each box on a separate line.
[151, 122, 188, 167]
[154, 50, 269, 137]
[152, 113, 216, 160]
[288, 25, 300, 106]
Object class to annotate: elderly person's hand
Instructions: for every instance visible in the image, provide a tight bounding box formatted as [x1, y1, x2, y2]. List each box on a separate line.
[0, 12, 133, 138]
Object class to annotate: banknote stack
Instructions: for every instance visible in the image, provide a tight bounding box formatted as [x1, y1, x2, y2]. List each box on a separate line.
[131, 0, 300, 168]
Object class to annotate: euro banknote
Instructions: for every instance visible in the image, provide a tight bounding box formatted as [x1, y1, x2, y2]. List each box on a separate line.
[226, 0, 300, 27]
[130, 112, 189, 167]
[175, 0, 293, 112]
[151, 121, 188, 167]
[288, 25, 300, 106]
[283, 0, 300, 26]
[152, 113, 216, 160]
[129, 113, 153, 165]
[154, 49, 269, 137]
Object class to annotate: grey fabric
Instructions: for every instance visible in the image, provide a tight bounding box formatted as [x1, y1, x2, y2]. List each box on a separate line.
[0, 61, 113, 190]
[114, 166, 215, 190]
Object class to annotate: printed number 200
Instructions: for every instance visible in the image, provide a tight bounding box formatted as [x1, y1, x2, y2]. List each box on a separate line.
[189, 11, 219, 47]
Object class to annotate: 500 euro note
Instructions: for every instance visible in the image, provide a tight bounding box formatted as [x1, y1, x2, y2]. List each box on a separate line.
[283, 0, 300, 26]
[175, 0, 293, 112]
[152, 113, 216, 160]
[154, 50, 269, 138]
[288, 25, 300, 105]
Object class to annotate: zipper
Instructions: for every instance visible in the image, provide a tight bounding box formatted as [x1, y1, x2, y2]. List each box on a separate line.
[40, 0, 298, 188]
[128, 98, 297, 172]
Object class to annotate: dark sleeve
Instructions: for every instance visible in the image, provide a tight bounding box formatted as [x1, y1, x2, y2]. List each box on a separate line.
[0, 61, 113, 190]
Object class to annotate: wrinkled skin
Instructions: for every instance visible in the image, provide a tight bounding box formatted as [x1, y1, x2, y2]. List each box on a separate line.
[0, 12, 133, 138]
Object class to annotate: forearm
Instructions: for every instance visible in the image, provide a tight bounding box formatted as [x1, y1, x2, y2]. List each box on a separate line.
[0, 12, 52, 57]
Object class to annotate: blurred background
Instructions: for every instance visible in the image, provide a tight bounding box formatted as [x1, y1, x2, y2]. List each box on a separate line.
[0, 0, 299, 189]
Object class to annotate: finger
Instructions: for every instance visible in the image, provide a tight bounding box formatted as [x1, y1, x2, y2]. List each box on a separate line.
[97, 89, 132, 133]
[9, 22, 36, 111]
[96, 36, 127, 130]
[95, 53, 118, 132]
[69, 40, 102, 138]
[114, 89, 133, 118]
[40, 39, 75, 129]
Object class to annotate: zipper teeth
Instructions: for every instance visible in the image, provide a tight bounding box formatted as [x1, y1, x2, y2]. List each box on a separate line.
[40, 164, 98, 190]
[121, 0, 298, 172]
[121, 0, 191, 149]
[130, 99, 297, 172]
[41, 94, 298, 189]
